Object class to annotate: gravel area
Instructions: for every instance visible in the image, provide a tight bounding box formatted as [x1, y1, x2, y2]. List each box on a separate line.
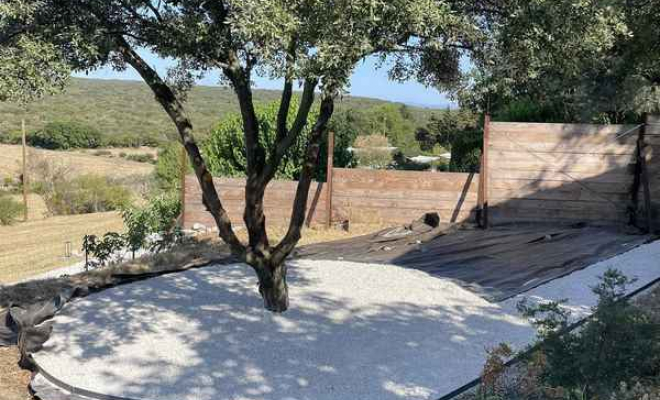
[32, 240, 660, 400]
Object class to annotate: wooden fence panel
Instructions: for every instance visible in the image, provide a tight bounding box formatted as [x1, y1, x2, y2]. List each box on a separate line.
[184, 169, 479, 230]
[184, 176, 328, 230]
[487, 122, 639, 225]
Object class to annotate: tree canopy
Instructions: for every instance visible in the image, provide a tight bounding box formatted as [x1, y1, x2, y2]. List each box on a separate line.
[0, 0, 68, 102]
[458, 0, 660, 123]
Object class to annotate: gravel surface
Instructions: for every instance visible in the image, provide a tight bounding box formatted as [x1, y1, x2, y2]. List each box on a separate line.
[33, 240, 660, 400]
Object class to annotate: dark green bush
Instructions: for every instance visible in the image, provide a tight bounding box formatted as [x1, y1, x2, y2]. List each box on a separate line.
[30, 121, 104, 150]
[415, 110, 482, 172]
[0, 195, 24, 225]
[102, 132, 163, 148]
[493, 99, 565, 123]
[518, 269, 660, 399]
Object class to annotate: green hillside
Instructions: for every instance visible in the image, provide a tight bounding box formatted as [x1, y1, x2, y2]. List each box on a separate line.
[0, 78, 438, 143]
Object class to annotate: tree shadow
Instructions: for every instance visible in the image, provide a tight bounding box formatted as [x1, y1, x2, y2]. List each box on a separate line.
[35, 261, 536, 400]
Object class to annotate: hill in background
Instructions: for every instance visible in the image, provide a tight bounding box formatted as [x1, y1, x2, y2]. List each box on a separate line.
[0, 78, 439, 143]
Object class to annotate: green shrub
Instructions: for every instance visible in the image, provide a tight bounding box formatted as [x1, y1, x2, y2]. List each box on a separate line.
[202, 99, 356, 181]
[122, 193, 182, 256]
[0, 131, 24, 145]
[517, 269, 660, 398]
[102, 132, 163, 148]
[30, 121, 104, 150]
[125, 153, 156, 164]
[37, 174, 132, 215]
[0, 195, 24, 225]
[155, 142, 189, 191]
[82, 232, 126, 269]
[493, 99, 565, 123]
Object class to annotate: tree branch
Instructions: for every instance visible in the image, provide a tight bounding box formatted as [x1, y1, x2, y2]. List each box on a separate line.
[272, 94, 335, 265]
[262, 78, 318, 184]
[115, 36, 244, 254]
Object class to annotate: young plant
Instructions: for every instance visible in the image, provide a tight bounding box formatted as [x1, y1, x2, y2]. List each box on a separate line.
[82, 233, 125, 269]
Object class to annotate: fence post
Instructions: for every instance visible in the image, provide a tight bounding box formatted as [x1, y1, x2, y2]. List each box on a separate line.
[326, 131, 335, 228]
[180, 144, 187, 229]
[21, 119, 28, 222]
[479, 114, 491, 228]
[640, 115, 653, 233]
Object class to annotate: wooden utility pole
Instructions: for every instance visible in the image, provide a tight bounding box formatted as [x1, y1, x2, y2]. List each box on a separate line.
[180, 144, 187, 229]
[21, 119, 28, 221]
[326, 131, 335, 228]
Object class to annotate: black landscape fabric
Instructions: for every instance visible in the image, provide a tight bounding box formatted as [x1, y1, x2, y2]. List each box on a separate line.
[296, 223, 650, 301]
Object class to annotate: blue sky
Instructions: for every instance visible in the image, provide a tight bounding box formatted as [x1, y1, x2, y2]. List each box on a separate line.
[74, 50, 456, 109]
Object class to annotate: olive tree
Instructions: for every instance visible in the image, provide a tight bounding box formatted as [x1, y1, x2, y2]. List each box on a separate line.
[0, 0, 68, 102]
[15, 0, 482, 311]
[459, 0, 660, 122]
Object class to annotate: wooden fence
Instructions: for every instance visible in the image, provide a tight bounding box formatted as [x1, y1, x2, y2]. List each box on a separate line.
[183, 115, 660, 232]
[182, 169, 479, 230]
[484, 122, 640, 225]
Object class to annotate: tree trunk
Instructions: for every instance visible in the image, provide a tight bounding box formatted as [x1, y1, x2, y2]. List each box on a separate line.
[247, 251, 289, 312]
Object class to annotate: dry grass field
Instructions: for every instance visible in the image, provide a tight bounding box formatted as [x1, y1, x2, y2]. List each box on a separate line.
[0, 144, 154, 182]
[77, 146, 159, 157]
[0, 212, 124, 284]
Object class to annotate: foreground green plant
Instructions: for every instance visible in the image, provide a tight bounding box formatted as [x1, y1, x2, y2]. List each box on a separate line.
[83, 194, 182, 268]
[517, 269, 660, 399]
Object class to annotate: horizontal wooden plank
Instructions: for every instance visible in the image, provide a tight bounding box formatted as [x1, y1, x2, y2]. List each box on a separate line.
[332, 206, 475, 224]
[490, 122, 639, 137]
[489, 141, 637, 155]
[489, 169, 632, 183]
[332, 197, 477, 212]
[490, 207, 627, 224]
[489, 198, 626, 212]
[489, 187, 630, 203]
[333, 168, 474, 182]
[488, 179, 631, 194]
[333, 188, 478, 202]
[489, 158, 633, 175]
[489, 149, 634, 166]
[185, 209, 327, 224]
[333, 177, 478, 192]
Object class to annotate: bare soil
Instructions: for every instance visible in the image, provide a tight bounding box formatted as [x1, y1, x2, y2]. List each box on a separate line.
[0, 346, 31, 400]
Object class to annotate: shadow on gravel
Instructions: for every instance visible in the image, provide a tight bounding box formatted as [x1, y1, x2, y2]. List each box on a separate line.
[36, 262, 535, 400]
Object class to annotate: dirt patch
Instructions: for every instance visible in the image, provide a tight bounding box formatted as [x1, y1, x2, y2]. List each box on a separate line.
[0, 346, 31, 400]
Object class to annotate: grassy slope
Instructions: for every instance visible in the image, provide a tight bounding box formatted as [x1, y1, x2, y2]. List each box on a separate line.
[0, 78, 438, 140]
